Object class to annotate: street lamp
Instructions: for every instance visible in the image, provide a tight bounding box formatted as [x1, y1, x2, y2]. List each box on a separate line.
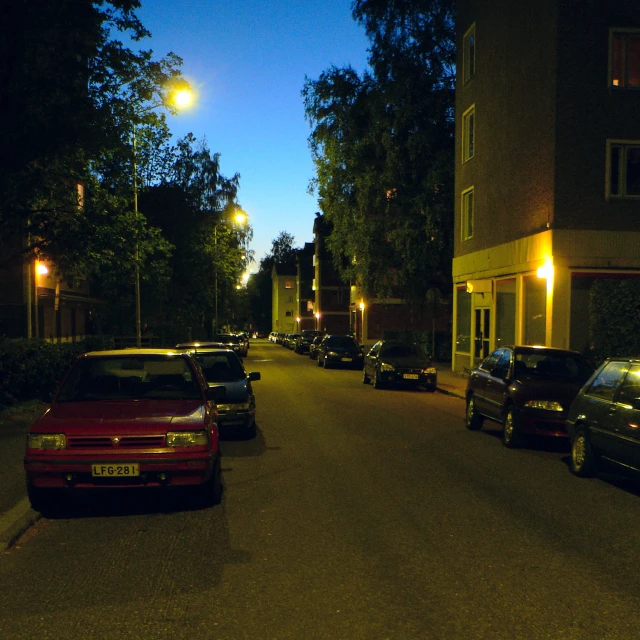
[315, 312, 321, 331]
[359, 301, 365, 344]
[133, 84, 194, 347]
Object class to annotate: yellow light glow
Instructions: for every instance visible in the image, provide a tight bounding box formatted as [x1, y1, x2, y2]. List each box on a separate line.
[315, 313, 320, 319]
[36, 262, 49, 276]
[234, 210, 248, 225]
[359, 301, 365, 310]
[173, 88, 193, 109]
[537, 258, 554, 280]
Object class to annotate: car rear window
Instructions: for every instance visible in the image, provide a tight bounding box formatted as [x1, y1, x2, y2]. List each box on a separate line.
[514, 351, 593, 382]
[195, 353, 246, 382]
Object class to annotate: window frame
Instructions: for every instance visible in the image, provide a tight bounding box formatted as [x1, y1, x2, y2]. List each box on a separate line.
[609, 28, 640, 89]
[462, 104, 475, 163]
[463, 23, 476, 84]
[606, 139, 640, 199]
[461, 186, 474, 241]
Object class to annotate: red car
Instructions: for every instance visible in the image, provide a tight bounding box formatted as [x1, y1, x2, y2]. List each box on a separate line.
[24, 349, 225, 515]
[465, 345, 595, 448]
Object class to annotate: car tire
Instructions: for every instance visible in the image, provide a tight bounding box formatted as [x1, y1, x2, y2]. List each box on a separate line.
[502, 405, 523, 448]
[323, 357, 331, 369]
[27, 483, 59, 518]
[198, 455, 223, 507]
[465, 396, 484, 430]
[570, 425, 598, 477]
[362, 367, 370, 384]
[246, 420, 257, 440]
[372, 368, 385, 389]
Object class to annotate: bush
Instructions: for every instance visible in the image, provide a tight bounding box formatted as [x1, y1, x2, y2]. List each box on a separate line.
[589, 279, 640, 362]
[0, 338, 87, 408]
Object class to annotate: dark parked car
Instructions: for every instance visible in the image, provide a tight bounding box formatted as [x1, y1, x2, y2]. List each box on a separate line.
[362, 340, 437, 391]
[285, 333, 302, 350]
[190, 348, 260, 439]
[24, 349, 224, 515]
[309, 335, 324, 360]
[211, 333, 248, 357]
[316, 334, 364, 369]
[567, 358, 640, 478]
[465, 345, 595, 448]
[294, 330, 322, 354]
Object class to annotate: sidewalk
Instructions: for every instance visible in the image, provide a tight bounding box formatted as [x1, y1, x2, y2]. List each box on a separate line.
[435, 364, 467, 399]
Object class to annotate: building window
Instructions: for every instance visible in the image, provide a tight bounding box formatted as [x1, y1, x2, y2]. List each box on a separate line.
[463, 24, 476, 83]
[461, 187, 474, 240]
[284, 280, 293, 289]
[610, 29, 640, 88]
[607, 141, 640, 198]
[523, 276, 546, 346]
[496, 278, 516, 347]
[462, 105, 475, 162]
[456, 286, 471, 354]
[285, 310, 293, 317]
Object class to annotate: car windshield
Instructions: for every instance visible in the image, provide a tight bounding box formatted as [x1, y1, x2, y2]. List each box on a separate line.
[194, 352, 246, 383]
[514, 350, 593, 382]
[326, 336, 358, 348]
[56, 355, 202, 402]
[380, 344, 427, 359]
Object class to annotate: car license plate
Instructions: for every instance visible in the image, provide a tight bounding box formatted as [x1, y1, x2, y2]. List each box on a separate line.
[403, 374, 419, 380]
[341, 357, 352, 362]
[91, 463, 139, 477]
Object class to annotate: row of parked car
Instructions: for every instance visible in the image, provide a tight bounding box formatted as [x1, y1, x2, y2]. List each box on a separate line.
[464, 345, 640, 481]
[23, 337, 261, 516]
[274, 330, 439, 392]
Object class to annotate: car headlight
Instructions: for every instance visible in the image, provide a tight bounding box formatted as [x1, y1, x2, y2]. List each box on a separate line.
[422, 367, 437, 374]
[166, 431, 209, 447]
[524, 400, 564, 412]
[27, 433, 66, 450]
[380, 362, 396, 372]
[327, 351, 339, 357]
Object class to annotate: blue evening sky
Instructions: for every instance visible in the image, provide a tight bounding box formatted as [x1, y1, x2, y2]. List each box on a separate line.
[136, 0, 371, 267]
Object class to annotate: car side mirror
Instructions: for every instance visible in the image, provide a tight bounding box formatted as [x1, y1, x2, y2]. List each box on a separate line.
[207, 385, 226, 404]
[248, 372, 261, 381]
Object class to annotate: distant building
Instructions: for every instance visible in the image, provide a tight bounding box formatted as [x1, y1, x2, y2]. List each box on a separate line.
[271, 262, 298, 334]
[296, 242, 316, 331]
[453, 0, 640, 373]
[0, 233, 101, 342]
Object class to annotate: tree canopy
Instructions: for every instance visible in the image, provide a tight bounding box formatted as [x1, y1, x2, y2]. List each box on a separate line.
[303, 0, 456, 302]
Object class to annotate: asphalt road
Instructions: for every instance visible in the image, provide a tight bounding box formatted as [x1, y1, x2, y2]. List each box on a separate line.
[2, 341, 640, 639]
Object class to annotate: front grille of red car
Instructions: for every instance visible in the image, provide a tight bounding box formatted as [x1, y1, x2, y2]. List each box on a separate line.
[67, 436, 166, 448]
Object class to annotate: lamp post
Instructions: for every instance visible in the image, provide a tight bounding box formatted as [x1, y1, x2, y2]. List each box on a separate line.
[315, 312, 321, 331]
[132, 85, 194, 347]
[359, 301, 365, 344]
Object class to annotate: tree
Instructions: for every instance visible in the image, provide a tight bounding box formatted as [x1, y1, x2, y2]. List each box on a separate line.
[303, 0, 456, 302]
[0, 0, 185, 295]
[138, 136, 249, 338]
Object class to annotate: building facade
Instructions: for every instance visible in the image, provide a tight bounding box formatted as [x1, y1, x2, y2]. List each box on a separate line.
[453, 0, 640, 373]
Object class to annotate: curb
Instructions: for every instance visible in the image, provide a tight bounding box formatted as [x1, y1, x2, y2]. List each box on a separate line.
[436, 385, 465, 400]
[0, 498, 40, 552]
